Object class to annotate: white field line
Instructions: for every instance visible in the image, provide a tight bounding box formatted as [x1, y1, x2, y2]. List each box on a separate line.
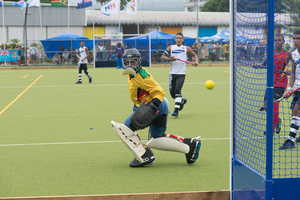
[0, 136, 287, 147]
[0, 137, 230, 147]
[0, 82, 229, 89]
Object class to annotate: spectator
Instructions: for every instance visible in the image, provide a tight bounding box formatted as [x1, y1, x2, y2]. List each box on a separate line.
[140, 43, 148, 60]
[96, 41, 105, 61]
[19, 46, 24, 65]
[258, 41, 265, 61]
[27, 47, 31, 65]
[207, 42, 214, 62]
[115, 42, 124, 69]
[68, 46, 76, 64]
[38, 50, 44, 64]
[62, 49, 69, 64]
[214, 41, 221, 61]
[53, 52, 59, 64]
[254, 42, 259, 61]
[29, 43, 37, 65]
[60, 44, 65, 64]
[200, 43, 206, 62]
[88, 47, 93, 64]
[224, 42, 230, 61]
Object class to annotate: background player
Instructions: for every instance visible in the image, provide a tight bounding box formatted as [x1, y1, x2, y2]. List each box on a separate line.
[114, 48, 201, 167]
[115, 42, 124, 69]
[253, 33, 293, 135]
[161, 33, 198, 117]
[75, 40, 92, 84]
[280, 30, 300, 149]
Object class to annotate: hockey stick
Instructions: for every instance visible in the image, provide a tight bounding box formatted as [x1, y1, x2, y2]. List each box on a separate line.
[274, 86, 300, 103]
[77, 55, 81, 64]
[155, 51, 194, 65]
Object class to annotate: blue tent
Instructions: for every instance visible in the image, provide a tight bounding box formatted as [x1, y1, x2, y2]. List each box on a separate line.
[124, 30, 196, 52]
[41, 33, 94, 59]
[199, 30, 230, 44]
[198, 30, 252, 44]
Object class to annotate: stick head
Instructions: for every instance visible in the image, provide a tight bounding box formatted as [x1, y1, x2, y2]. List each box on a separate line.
[122, 67, 137, 77]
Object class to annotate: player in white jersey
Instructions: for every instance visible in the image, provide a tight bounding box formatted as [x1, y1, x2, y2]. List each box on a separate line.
[280, 30, 300, 149]
[75, 41, 92, 84]
[161, 33, 198, 117]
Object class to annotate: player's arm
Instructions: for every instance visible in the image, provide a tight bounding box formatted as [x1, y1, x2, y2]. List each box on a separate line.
[287, 57, 296, 97]
[161, 46, 176, 62]
[187, 46, 198, 66]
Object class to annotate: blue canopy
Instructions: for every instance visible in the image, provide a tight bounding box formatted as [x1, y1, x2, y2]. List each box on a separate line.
[198, 30, 253, 44]
[124, 30, 196, 52]
[41, 33, 94, 59]
[199, 30, 230, 44]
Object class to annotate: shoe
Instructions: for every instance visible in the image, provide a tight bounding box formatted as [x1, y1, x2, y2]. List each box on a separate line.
[172, 109, 179, 117]
[279, 139, 295, 150]
[275, 118, 281, 134]
[129, 147, 155, 167]
[183, 137, 201, 164]
[259, 107, 266, 112]
[296, 136, 300, 143]
[75, 81, 82, 84]
[89, 76, 92, 83]
[179, 98, 187, 111]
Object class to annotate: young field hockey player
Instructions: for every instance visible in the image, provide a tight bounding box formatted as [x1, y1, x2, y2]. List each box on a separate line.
[280, 30, 300, 149]
[111, 48, 201, 167]
[161, 33, 198, 117]
[253, 33, 293, 135]
[75, 41, 92, 84]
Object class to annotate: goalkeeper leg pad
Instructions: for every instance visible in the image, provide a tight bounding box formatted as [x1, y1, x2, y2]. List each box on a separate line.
[111, 121, 146, 163]
[146, 137, 189, 153]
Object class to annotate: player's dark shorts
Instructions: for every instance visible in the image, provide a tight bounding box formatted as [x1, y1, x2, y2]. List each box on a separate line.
[291, 91, 300, 109]
[169, 74, 185, 99]
[79, 63, 87, 71]
[263, 87, 285, 101]
[31, 55, 36, 60]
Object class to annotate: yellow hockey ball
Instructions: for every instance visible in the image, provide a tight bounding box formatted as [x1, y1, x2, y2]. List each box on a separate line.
[205, 80, 215, 90]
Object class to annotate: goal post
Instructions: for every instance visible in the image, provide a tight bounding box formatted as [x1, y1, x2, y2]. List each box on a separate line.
[231, 0, 300, 200]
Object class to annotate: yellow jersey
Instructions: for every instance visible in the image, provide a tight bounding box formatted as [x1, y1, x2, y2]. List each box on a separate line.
[127, 67, 165, 106]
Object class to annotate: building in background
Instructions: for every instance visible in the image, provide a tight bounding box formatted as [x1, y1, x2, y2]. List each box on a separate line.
[183, 0, 208, 12]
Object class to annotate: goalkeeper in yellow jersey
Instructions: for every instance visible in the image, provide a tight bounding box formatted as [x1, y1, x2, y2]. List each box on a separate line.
[111, 48, 201, 167]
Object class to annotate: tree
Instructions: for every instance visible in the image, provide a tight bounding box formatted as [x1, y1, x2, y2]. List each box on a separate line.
[201, 0, 229, 12]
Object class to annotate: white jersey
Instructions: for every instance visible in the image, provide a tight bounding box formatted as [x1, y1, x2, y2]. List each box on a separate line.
[292, 50, 300, 88]
[170, 45, 187, 75]
[79, 46, 88, 64]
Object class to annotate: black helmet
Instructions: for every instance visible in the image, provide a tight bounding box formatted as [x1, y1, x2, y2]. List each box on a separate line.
[123, 48, 142, 72]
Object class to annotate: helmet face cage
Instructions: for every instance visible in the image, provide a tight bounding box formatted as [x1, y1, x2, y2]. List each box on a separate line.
[123, 49, 142, 72]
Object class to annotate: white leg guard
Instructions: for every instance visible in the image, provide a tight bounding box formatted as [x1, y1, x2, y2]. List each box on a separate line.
[111, 121, 146, 163]
[146, 137, 189, 154]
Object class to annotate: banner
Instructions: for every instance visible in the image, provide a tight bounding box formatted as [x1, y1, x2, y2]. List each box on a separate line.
[27, 0, 40, 7]
[126, 0, 137, 15]
[13, 0, 25, 9]
[101, 0, 120, 16]
[51, 0, 67, 7]
[0, 0, 2, 7]
[77, 0, 92, 9]
[0, 50, 19, 62]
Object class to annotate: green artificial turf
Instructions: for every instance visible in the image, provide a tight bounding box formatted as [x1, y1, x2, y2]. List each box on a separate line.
[0, 66, 229, 197]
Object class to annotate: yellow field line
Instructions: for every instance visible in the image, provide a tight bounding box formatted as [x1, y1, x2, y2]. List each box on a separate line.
[22, 75, 28, 78]
[0, 75, 43, 116]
